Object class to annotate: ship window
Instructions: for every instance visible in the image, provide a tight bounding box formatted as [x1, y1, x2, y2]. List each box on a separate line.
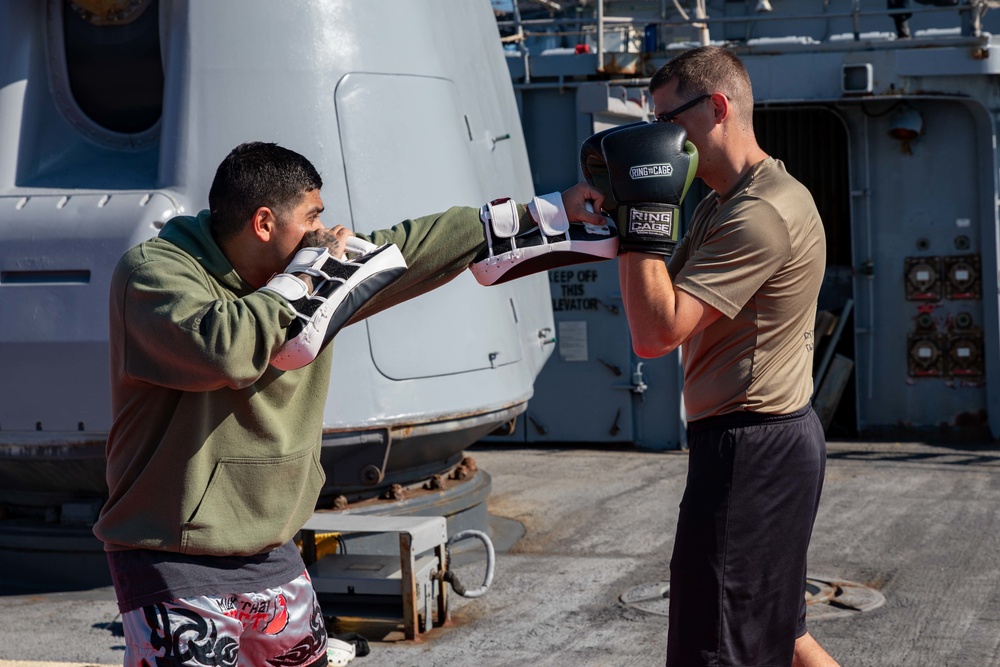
[61, 0, 163, 135]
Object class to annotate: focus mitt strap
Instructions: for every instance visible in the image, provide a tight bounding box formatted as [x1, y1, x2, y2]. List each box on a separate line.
[470, 193, 618, 286]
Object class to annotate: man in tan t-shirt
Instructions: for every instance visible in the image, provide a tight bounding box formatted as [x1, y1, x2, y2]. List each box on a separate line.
[671, 155, 825, 421]
[567, 46, 839, 667]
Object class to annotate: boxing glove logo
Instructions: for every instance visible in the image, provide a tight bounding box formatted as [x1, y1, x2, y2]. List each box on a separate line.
[628, 208, 674, 236]
[629, 163, 674, 179]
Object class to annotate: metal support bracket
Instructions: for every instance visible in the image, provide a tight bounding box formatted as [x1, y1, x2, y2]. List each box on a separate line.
[301, 513, 449, 640]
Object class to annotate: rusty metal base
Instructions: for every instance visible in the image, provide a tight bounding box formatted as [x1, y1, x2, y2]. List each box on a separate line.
[0, 469, 493, 595]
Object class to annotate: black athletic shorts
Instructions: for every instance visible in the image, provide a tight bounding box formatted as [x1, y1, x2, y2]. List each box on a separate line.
[666, 405, 826, 667]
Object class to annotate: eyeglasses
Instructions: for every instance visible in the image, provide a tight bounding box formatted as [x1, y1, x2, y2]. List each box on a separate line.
[655, 94, 711, 123]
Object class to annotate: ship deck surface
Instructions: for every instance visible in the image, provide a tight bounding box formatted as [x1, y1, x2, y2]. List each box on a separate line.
[1, 438, 998, 667]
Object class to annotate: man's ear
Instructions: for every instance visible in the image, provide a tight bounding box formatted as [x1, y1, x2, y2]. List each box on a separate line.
[251, 206, 277, 242]
[710, 91, 730, 124]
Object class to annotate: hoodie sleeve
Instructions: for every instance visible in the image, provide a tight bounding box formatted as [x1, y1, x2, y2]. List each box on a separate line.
[350, 204, 533, 321]
[110, 242, 296, 392]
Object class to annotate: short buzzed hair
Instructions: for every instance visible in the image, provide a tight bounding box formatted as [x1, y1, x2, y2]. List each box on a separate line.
[649, 46, 755, 129]
[208, 142, 323, 240]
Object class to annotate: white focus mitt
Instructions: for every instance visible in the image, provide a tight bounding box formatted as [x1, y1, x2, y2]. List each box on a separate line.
[470, 193, 618, 286]
[261, 237, 406, 370]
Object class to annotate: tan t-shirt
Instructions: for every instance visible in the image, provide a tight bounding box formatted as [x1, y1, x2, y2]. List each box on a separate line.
[667, 158, 826, 421]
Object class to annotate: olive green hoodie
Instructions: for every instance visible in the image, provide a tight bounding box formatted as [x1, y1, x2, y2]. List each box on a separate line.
[94, 205, 527, 556]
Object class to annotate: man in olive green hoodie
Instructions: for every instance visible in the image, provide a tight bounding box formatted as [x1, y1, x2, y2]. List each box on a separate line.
[95, 141, 609, 666]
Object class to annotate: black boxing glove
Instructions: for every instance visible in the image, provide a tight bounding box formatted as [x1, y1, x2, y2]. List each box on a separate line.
[601, 122, 698, 256]
[579, 121, 648, 214]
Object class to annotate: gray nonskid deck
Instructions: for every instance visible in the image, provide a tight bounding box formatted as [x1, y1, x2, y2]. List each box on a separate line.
[2, 440, 999, 667]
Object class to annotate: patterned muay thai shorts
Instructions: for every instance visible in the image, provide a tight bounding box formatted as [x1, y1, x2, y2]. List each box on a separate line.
[121, 570, 329, 667]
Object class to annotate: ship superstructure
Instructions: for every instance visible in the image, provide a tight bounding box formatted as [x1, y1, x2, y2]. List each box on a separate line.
[494, 0, 1000, 442]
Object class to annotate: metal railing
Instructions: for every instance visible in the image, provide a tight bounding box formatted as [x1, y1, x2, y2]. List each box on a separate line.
[498, 0, 988, 71]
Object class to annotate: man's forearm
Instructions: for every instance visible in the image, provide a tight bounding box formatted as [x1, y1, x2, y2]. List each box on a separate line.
[620, 251, 721, 358]
[622, 252, 681, 357]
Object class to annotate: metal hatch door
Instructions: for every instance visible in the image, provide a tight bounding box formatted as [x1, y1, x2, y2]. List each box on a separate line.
[335, 73, 522, 380]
